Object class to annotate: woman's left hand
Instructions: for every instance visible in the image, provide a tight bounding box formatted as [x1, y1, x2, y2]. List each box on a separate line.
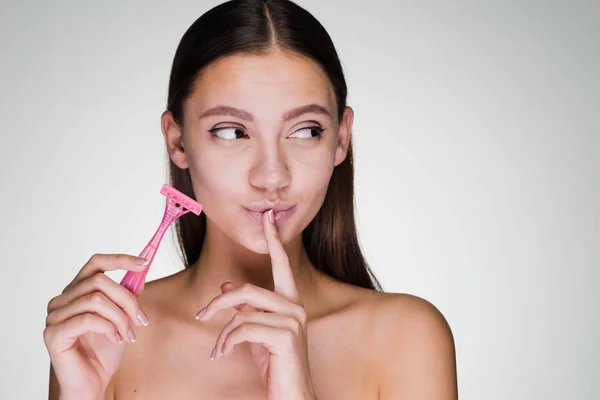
[195, 209, 317, 400]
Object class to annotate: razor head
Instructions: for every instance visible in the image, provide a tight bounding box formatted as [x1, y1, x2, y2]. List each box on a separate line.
[160, 184, 203, 216]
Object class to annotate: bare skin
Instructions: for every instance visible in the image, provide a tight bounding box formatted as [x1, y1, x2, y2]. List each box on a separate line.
[46, 50, 457, 399]
[107, 264, 455, 399]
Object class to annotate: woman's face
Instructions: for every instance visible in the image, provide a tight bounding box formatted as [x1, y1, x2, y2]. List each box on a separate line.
[163, 51, 352, 254]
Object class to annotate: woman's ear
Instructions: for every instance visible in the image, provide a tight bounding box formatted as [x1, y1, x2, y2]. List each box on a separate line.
[334, 106, 353, 166]
[161, 110, 188, 169]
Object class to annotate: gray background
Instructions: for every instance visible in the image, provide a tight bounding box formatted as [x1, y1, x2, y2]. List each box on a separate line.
[0, 0, 598, 398]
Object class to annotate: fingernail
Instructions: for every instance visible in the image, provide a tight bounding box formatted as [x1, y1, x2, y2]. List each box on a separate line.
[220, 280, 233, 289]
[134, 257, 149, 266]
[128, 328, 136, 343]
[116, 332, 123, 343]
[137, 309, 149, 326]
[195, 307, 207, 320]
[210, 347, 216, 360]
[268, 209, 274, 224]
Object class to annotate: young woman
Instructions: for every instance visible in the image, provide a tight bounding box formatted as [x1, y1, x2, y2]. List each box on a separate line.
[44, 0, 458, 398]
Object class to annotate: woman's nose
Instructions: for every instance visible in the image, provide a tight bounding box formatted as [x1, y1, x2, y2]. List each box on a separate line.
[248, 144, 291, 193]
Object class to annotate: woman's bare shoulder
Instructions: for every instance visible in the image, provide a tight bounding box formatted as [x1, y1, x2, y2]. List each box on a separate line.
[347, 287, 455, 354]
[370, 291, 452, 327]
[313, 279, 453, 347]
[367, 291, 457, 397]
[319, 277, 449, 322]
[321, 281, 457, 396]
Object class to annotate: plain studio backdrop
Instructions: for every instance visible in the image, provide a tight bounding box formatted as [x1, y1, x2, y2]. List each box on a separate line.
[0, 0, 598, 398]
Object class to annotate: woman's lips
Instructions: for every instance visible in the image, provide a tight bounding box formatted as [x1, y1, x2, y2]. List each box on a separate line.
[243, 206, 296, 225]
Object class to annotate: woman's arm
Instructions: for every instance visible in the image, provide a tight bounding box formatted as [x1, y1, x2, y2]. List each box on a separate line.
[376, 294, 458, 399]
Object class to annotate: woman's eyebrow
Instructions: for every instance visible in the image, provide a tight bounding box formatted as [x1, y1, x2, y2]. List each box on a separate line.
[282, 104, 331, 121]
[198, 104, 331, 122]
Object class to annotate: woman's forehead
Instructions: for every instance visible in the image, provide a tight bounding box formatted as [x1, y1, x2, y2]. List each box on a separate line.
[189, 52, 336, 113]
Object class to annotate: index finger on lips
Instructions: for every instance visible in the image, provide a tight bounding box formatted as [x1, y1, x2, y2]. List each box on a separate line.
[262, 210, 301, 303]
[66, 253, 149, 291]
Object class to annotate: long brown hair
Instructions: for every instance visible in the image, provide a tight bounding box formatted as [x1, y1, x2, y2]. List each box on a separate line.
[166, 0, 381, 291]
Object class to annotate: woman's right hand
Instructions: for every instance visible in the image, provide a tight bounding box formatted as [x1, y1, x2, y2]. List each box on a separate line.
[44, 254, 150, 400]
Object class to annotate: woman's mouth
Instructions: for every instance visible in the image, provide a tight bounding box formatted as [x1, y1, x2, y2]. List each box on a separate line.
[243, 206, 296, 225]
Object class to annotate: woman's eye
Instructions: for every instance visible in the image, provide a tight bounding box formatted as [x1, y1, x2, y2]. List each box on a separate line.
[209, 125, 324, 141]
[209, 127, 246, 140]
[289, 126, 325, 139]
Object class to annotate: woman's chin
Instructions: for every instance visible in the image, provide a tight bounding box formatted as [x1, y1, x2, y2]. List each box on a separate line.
[229, 233, 267, 254]
[247, 240, 270, 255]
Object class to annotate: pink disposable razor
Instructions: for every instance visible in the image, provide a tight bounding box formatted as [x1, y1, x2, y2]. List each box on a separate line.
[120, 184, 203, 296]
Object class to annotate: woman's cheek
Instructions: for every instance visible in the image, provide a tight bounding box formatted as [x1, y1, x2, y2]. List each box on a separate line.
[291, 157, 333, 216]
[293, 149, 334, 185]
[189, 149, 240, 186]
